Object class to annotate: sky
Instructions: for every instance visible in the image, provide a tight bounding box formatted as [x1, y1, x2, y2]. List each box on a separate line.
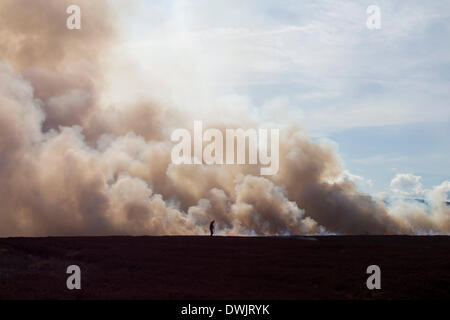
[1, 0, 449, 236]
[113, 0, 450, 196]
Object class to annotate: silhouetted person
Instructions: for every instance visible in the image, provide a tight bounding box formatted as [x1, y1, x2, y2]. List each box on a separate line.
[210, 220, 215, 236]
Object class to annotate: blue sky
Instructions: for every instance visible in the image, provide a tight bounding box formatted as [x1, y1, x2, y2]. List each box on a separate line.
[115, 0, 450, 196]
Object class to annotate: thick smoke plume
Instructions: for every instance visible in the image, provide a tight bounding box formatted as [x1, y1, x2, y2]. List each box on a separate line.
[0, 0, 448, 236]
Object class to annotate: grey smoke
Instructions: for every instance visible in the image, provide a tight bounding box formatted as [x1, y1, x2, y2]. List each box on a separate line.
[0, 0, 448, 237]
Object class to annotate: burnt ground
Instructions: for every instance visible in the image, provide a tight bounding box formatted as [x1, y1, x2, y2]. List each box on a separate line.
[0, 236, 449, 300]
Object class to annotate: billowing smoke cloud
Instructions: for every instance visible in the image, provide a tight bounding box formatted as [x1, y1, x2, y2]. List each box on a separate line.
[0, 0, 448, 237]
[390, 173, 424, 198]
[387, 176, 450, 234]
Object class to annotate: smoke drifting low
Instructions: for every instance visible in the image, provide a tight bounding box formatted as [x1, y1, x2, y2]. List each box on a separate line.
[0, 0, 448, 236]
